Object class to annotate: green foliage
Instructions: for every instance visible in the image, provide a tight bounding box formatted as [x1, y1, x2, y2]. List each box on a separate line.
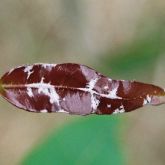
[100, 28, 165, 80]
[21, 116, 125, 165]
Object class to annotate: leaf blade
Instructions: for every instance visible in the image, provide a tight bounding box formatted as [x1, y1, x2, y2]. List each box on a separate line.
[0, 63, 164, 115]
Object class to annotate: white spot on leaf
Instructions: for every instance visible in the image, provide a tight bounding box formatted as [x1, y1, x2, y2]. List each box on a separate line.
[143, 95, 152, 105]
[143, 99, 148, 105]
[113, 105, 125, 114]
[27, 87, 33, 97]
[86, 78, 100, 111]
[91, 95, 100, 111]
[107, 83, 121, 99]
[58, 109, 69, 113]
[107, 104, 111, 108]
[40, 109, 48, 113]
[86, 78, 99, 90]
[26, 83, 60, 106]
[24, 66, 34, 79]
[42, 64, 56, 71]
[103, 86, 109, 90]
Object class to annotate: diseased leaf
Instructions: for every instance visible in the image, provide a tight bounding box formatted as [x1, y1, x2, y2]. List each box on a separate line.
[0, 63, 164, 115]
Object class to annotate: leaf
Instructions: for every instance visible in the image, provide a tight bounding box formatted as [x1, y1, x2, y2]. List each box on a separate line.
[100, 27, 165, 80]
[0, 63, 164, 115]
[21, 116, 125, 165]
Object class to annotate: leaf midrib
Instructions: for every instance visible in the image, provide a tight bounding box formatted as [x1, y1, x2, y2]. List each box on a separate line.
[1, 83, 148, 101]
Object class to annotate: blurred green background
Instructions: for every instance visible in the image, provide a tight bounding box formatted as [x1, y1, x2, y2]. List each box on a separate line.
[0, 0, 165, 165]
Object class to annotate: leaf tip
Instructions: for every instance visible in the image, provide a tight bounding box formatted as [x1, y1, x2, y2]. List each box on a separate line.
[150, 95, 165, 106]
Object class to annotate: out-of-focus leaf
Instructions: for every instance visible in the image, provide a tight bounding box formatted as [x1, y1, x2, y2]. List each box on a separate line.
[0, 63, 164, 115]
[21, 116, 125, 165]
[100, 29, 165, 79]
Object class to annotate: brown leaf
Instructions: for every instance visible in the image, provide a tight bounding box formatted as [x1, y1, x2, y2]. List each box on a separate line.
[0, 63, 164, 115]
